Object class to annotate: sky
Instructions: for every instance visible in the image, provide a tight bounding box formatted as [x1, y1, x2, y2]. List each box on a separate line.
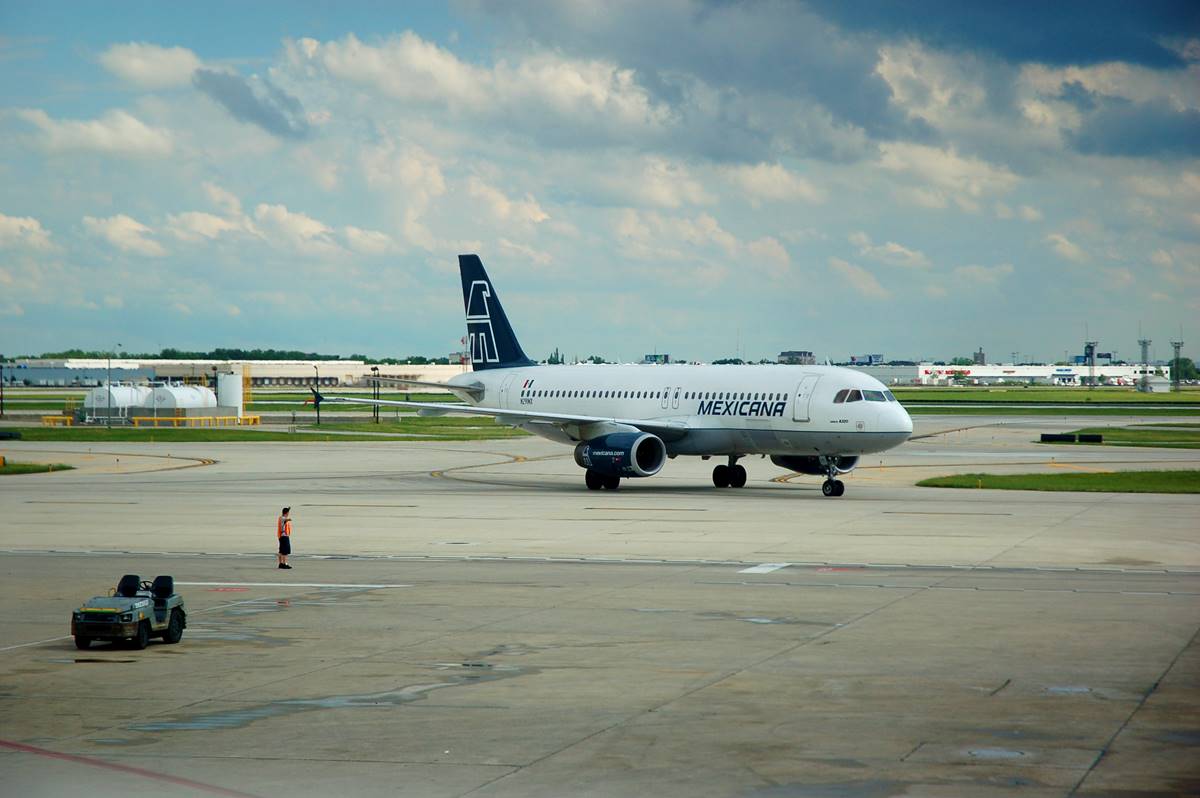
[1, 1, 1198, 364]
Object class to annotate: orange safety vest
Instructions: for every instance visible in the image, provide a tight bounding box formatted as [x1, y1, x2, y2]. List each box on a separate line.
[277, 516, 291, 539]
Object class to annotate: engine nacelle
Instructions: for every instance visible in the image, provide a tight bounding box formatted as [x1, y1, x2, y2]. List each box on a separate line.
[574, 432, 667, 478]
[770, 455, 859, 476]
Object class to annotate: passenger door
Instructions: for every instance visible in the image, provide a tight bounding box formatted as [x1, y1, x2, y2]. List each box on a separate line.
[671, 387, 681, 410]
[661, 385, 671, 410]
[792, 375, 821, 422]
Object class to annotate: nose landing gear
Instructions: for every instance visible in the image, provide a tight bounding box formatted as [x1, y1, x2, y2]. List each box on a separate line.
[713, 456, 747, 488]
[821, 457, 845, 497]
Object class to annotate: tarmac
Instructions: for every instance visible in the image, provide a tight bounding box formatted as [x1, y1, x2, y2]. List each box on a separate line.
[1, 414, 1198, 797]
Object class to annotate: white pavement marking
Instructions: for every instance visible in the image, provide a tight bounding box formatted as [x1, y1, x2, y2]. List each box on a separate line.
[175, 581, 411, 589]
[739, 563, 791, 574]
[0, 636, 71, 653]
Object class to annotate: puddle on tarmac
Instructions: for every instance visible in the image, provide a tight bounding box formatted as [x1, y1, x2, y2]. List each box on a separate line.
[698, 611, 838, 627]
[968, 748, 1026, 760]
[184, 620, 289, 646]
[127, 659, 534, 733]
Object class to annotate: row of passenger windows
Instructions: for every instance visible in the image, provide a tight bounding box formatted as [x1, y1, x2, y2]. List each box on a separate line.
[520, 388, 787, 401]
[834, 388, 897, 403]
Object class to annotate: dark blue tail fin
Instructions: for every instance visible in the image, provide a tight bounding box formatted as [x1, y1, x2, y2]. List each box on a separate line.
[459, 254, 536, 371]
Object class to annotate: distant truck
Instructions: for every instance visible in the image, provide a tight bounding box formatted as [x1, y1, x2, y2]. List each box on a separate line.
[71, 574, 186, 649]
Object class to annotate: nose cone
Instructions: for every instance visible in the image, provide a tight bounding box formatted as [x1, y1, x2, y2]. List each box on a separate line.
[894, 403, 914, 435]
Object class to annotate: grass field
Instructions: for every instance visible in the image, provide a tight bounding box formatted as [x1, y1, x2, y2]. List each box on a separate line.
[312, 419, 529, 440]
[917, 470, 1200, 493]
[893, 387, 1200, 404]
[0, 422, 525, 443]
[905, 405, 1200, 416]
[1049, 427, 1200, 449]
[0, 461, 74, 475]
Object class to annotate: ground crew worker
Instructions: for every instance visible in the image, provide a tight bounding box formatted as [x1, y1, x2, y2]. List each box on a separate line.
[277, 507, 293, 569]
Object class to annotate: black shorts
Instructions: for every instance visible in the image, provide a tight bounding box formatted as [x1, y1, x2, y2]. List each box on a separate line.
[278, 536, 291, 555]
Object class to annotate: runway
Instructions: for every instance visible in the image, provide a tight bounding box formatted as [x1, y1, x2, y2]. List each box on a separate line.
[1, 415, 1198, 796]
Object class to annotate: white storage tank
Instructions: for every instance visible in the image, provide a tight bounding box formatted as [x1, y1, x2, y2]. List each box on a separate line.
[149, 384, 217, 410]
[216, 371, 244, 418]
[85, 385, 152, 415]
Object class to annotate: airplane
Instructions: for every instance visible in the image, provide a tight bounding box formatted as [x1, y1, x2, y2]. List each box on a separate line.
[313, 254, 913, 496]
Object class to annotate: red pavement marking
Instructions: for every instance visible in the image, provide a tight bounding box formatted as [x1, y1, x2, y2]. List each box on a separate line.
[0, 739, 260, 798]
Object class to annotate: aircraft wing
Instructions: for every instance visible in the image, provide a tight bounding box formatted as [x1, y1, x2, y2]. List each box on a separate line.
[313, 391, 690, 442]
[368, 377, 484, 402]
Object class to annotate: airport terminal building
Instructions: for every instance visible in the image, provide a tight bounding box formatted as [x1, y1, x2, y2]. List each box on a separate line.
[0, 358, 469, 388]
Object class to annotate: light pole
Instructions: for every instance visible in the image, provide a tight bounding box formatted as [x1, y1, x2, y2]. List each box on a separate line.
[106, 342, 122, 428]
[370, 366, 379, 423]
[313, 365, 320, 425]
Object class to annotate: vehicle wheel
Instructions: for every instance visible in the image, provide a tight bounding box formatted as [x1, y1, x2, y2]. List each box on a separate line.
[712, 464, 730, 488]
[822, 479, 836, 497]
[130, 620, 150, 650]
[585, 469, 603, 490]
[74, 636, 91, 650]
[162, 609, 184, 644]
[832, 480, 845, 497]
[729, 465, 747, 488]
[602, 474, 621, 490]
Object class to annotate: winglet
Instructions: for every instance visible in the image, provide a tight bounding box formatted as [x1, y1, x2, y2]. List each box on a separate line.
[310, 387, 324, 408]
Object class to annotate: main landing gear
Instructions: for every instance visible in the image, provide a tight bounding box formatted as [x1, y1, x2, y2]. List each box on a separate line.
[821, 458, 845, 497]
[585, 470, 621, 491]
[712, 456, 747, 488]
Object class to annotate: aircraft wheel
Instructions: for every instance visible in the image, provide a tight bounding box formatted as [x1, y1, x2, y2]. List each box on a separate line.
[833, 480, 845, 497]
[822, 479, 836, 497]
[585, 470, 604, 490]
[602, 474, 621, 490]
[729, 465, 747, 488]
[712, 464, 730, 488]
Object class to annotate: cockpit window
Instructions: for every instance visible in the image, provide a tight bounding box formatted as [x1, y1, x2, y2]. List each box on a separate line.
[884, 390, 897, 402]
[834, 389, 849, 404]
[864, 390, 886, 402]
[845, 389, 863, 402]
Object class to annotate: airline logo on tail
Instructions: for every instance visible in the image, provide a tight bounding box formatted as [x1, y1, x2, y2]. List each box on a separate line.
[465, 280, 499, 364]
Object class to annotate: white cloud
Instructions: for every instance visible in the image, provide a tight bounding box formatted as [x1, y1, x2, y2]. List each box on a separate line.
[287, 33, 670, 136]
[723, 162, 823, 204]
[0, 213, 55, 251]
[467, 177, 549, 225]
[83, 214, 166, 256]
[1018, 204, 1043, 222]
[878, 142, 1017, 211]
[253, 203, 340, 257]
[953, 263, 1014, 284]
[1150, 249, 1173, 267]
[849, 231, 931, 269]
[343, 226, 396, 255]
[204, 182, 243, 216]
[165, 211, 244, 242]
[17, 108, 173, 157]
[829, 257, 888, 299]
[498, 237, 553, 266]
[99, 42, 201, 89]
[626, 158, 713, 208]
[1046, 232, 1087, 262]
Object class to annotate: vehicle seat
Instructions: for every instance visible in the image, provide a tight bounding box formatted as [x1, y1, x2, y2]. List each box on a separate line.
[151, 575, 174, 607]
[116, 574, 141, 598]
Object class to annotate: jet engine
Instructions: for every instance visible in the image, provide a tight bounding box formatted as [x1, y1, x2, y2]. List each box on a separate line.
[574, 432, 667, 478]
[769, 455, 859, 476]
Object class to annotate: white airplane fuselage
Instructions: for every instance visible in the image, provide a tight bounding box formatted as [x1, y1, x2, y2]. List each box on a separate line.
[449, 363, 912, 457]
